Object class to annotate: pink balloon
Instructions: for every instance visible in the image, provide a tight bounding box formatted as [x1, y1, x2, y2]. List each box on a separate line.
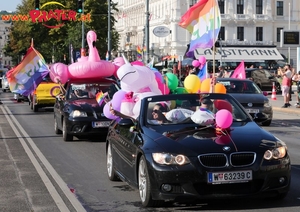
[192, 60, 200, 68]
[215, 109, 233, 129]
[198, 56, 207, 69]
[49, 63, 69, 84]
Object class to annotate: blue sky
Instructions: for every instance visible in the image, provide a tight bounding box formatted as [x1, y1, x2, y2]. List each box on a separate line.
[1, 0, 22, 12]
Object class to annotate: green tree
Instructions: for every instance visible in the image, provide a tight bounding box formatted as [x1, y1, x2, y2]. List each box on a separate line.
[4, 0, 119, 65]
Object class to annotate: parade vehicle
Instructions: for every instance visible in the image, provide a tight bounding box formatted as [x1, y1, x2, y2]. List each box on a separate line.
[54, 77, 119, 141]
[217, 78, 273, 126]
[28, 73, 60, 111]
[106, 93, 290, 207]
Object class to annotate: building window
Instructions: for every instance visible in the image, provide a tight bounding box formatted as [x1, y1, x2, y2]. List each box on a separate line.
[218, 26, 225, 41]
[277, 1, 283, 16]
[189, 0, 197, 7]
[277, 27, 283, 42]
[256, 27, 263, 41]
[237, 27, 244, 41]
[237, 0, 244, 14]
[256, 0, 263, 14]
[218, 0, 224, 14]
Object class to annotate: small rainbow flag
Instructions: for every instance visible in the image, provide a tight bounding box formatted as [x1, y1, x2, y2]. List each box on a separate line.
[96, 91, 108, 105]
[136, 45, 142, 58]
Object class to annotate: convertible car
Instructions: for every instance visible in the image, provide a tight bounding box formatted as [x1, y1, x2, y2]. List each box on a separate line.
[106, 93, 291, 207]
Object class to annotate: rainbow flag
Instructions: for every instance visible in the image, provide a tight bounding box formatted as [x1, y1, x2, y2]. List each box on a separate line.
[143, 46, 146, 52]
[136, 46, 142, 58]
[6, 46, 49, 96]
[179, 0, 221, 57]
[96, 91, 108, 105]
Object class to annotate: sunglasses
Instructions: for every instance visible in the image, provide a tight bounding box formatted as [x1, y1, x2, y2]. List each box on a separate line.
[152, 109, 160, 113]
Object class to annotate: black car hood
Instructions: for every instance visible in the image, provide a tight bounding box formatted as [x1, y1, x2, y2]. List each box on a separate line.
[143, 122, 277, 155]
[228, 93, 268, 104]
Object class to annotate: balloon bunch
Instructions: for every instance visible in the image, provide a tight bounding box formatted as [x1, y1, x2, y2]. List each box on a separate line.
[192, 56, 206, 70]
[213, 100, 233, 135]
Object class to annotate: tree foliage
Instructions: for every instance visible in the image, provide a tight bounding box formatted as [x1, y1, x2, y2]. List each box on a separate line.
[3, 0, 119, 65]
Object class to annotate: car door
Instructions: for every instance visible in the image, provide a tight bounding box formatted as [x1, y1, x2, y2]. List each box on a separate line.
[113, 123, 139, 184]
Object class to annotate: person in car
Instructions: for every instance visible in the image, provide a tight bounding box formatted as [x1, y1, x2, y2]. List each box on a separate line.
[150, 103, 171, 124]
[73, 89, 88, 98]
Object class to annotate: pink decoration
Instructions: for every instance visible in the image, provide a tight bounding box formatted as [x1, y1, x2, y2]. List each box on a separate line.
[49, 63, 69, 84]
[131, 61, 144, 66]
[192, 60, 200, 68]
[156, 76, 170, 94]
[215, 135, 231, 145]
[215, 109, 233, 129]
[50, 31, 115, 83]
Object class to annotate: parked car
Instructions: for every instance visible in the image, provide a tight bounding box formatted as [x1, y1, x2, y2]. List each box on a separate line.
[217, 78, 273, 126]
[28, 73, 60, 112]
[245, 68, 281, 93]
[13, 93, 29, 102]
[54, 77, 119, 141]
[1, 70, 10, 92]
[106, 93, 290, 207]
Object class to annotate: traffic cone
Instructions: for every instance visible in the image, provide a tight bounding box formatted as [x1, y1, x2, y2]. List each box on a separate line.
[271, 82, 277, 100]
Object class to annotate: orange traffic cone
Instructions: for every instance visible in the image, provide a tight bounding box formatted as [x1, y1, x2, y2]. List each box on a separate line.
[271, 82, 277, 100]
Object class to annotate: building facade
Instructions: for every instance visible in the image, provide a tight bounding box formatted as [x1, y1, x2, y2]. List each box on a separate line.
[113, 0, 300, 69]
[0, 18, 13, 69]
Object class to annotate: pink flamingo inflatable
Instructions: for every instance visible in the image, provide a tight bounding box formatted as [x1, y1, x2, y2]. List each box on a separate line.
[49, 30, 115, 84]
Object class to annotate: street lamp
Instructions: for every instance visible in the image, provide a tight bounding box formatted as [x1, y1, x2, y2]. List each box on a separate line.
[108, 0, 111, 61]
[145, 0, 150, 63]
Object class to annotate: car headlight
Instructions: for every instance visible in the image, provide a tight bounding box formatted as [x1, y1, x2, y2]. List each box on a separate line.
[264, 101, 271, 107]
[152, 153, 190, 165]
[70, 110, 87, 118]
[264, 146, 287, 160]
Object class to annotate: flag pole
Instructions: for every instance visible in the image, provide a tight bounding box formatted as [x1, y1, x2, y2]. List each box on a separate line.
[211, 0, 216, 93]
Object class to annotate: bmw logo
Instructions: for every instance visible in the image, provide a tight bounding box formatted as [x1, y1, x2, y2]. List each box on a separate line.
[247, 103, 253, 107]
[223, 146, 231, 151]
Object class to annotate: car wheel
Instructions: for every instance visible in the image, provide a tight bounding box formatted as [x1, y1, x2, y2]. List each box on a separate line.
[138, 155, 162, 207]
[106, 142, 119, 181]
[62, 119, 73, 141]
[54, 117, 62, 135]
[261, 119, 272, 126]
[3, 89, 6, 92]
[33, 97, 38, 112]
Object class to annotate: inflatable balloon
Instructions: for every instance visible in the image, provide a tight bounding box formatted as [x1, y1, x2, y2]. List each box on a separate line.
[214, 83, 227, 94]
[111, 90, 127, 106]
[154, 70, 164, 83]
[200, 78, 211, 93]
[131, 60, 144, 66]
[214, 100, 232, 113]
[198, 56, 206, 69]
[215, 109, 233, 129]
[192, 60, 200, 68]
[184, 75, 201, 93]
[173, 87, 188, 94]
[103, 101, 118, 119]
[165, 72, 179, 90]
[49, 63, 69, 84]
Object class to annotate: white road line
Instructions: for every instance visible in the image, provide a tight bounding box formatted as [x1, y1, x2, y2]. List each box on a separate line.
[1, 105, 86, 212]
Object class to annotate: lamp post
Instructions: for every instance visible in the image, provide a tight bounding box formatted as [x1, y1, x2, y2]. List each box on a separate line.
[288, 2, 290, 64]
[145, 0, 150, 63]
[108, 0, 111, 61]
[81, 0, 85, 56]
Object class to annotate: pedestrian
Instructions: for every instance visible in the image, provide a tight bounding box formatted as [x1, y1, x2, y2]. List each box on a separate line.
[289, 66, 296, 102]
[292, 71, 300, 107]
[223, 69, 232, 78]
[217, 66, 225, 78]
[280, 64, 292, 108]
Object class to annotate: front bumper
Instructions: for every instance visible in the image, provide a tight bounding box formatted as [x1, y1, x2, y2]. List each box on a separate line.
[146, 155, 290, 202]
[65, 117, 111, 136]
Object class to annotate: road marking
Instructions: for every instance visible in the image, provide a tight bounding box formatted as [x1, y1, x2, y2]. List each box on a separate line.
[1, 105, 86, 212]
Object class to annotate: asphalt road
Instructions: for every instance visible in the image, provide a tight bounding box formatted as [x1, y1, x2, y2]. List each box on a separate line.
[0, 91, 300, 212]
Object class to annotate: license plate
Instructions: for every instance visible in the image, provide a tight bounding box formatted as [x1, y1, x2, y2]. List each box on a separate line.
[207, 170, 252, 184]
[92, 121, 111, 128]
[246, 109, 259, 113]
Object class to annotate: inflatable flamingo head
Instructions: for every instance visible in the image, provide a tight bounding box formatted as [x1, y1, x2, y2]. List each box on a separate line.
[117, 55, 161, 94]
[87, 30, 97, 48]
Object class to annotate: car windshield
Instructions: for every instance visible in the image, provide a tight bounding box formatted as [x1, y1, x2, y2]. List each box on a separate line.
[142, 93, 251, 127]
[67, 82, 118, 100]
[218, 80, 261, 94]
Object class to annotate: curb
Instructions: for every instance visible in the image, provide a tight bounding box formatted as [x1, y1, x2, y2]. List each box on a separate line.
[272, 106, 300, 115]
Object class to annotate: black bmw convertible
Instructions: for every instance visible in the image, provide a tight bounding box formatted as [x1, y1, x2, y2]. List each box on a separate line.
[106, 93, 291, 207]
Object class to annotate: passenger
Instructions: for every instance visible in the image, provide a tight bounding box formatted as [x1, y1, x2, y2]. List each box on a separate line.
[191, 98, 215, 126]
[149, 103, 171, 124]
[73, 89, 88, 98]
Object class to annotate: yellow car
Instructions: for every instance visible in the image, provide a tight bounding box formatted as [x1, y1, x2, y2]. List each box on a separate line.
[28, 74, 60, 112]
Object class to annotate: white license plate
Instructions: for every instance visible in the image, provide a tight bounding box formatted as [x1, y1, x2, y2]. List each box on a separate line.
[92, 121, 111, 128]
[246, 109, 259, 113]
[207, 170, 252, 184]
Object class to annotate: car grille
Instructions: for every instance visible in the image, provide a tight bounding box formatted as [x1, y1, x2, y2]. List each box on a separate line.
[241, 103, 264, 107]
[198, 152, 256, 168]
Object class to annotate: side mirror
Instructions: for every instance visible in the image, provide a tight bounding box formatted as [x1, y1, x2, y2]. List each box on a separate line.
[119, 118, 135, 126]
[262, 91, 268, 96]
